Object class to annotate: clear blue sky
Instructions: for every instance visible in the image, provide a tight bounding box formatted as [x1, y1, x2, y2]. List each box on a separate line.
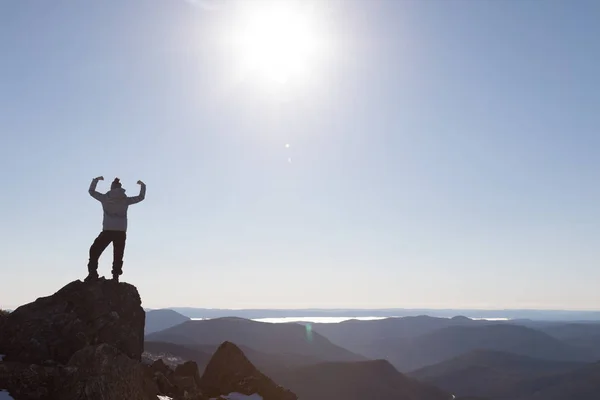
[1, 0, 599, 310]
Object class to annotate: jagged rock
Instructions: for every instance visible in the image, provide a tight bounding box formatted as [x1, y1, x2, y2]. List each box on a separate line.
[147, 360, 204, 400]
[56, 343, 158, 400]
[0, 278, 144, 365]
[145, 359, 177, 397]
[152, 359, 173, 377]
[0, 311, 8, 341]
[200, 342, 297, 400]
[0, 280, 298, 400]
[174, 361, 202, 391]
[0, 361, 56, 400]
[0, 312, 7, 357]
[154, 371, 177, 396]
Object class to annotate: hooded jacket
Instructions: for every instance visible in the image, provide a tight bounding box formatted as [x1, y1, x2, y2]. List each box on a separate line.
[89, 178, 146, 231]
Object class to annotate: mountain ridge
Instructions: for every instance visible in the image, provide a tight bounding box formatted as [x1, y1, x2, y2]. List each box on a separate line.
[146, 317, 367, 363]
[145, 308, 190, 335]
[409, 349, 585, 398]
[271, 359, 453, 400]
[361, 324, 595, 371]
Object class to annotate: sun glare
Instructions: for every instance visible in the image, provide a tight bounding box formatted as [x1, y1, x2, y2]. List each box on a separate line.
[230, 1, 320, 84]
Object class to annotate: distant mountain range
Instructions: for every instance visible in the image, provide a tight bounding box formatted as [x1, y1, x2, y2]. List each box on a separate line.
[508, 361, 600, 400]
[311, 317, 600, 371]
[146, 307, 600, 321]
[146, 317, 366, 363]
[272, 360, 452, 400]
[142, 312, 600, 400]
[418, 356, 600, 400]
[311, 315, 486, 350]
[145, 309, 190, 335]
[144, 340, 331, 377]
[409, 350, 584, 398]
[143, 341, 453, 400]
[362, 324, 595, 371]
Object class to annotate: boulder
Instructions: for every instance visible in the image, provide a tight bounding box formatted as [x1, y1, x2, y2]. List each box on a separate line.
[0, 279, 299, 400]
[0, 278, 144, 365]
[154, 371, 177, 396]
[56, 344, 158, 400]
[174, 361, 202, 391]
[0, 361, 56, 400]
[146, 359, 204, 400]
[200, 342, 297, 400]
[152, 359, 173, 376]
[145, 359, 178, 398]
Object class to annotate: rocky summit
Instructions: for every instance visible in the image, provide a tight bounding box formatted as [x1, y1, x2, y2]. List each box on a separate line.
[200, 342, 297, 400]
[0, 279, 298, 400]
[0, 278, 144, 365]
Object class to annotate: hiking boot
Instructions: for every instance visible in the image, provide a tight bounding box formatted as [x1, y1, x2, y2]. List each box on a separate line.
[85, 272, 99, 282]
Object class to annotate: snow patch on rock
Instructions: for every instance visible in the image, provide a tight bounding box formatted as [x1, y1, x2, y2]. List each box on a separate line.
[0, 390, 15, 400]
[210, 394, 264, 400]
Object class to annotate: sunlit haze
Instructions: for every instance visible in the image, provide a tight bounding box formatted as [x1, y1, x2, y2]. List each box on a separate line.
[227, 1, 321, 84]
[1, 0, 599, 311]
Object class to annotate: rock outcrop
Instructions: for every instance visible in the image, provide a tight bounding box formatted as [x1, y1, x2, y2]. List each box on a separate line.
[56, 344, 157, 400]
[0, 278, 144, 364]
[0, 311, 8, 337]
[0, 361, 56, 400]
[0, 279, 297, 400]
[145, 341, 300, 400]
[200, 342, 297, 400]
[0, 279, 154, 400]
[146, 359, 204, 399]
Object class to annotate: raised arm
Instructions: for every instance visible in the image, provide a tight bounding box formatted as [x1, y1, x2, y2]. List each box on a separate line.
[88, 176, 105, 201]
[127, 180, 146, 205]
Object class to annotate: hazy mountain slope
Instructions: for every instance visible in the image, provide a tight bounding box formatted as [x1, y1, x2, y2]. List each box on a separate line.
[508, 361, 600, 400]
[312, 316, 486, 350]
[409, 350, 583, 398]
[272, 359, 452, 400]
[145, 309, 190, 335]
[145, 317, 366, 363]
[538, 323, 600, 356]
[540, 322, 600, 339]
[363, 324, 593, 371]
[145, 340, 328, 377]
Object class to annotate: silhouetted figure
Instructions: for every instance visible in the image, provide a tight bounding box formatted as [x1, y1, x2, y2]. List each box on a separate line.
[86, 176, 146, 282]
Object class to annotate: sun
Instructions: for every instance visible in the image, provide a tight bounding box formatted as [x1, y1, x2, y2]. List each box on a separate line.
[229, 1, 320, 84]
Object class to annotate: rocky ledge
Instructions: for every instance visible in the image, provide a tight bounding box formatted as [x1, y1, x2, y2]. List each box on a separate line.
[0, 279, 297, 400]
[0, 278, 144, 365]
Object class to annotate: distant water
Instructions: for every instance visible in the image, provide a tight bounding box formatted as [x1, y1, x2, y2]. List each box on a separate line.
[190, 316, 510, 323]
[471, 317, 509, 321]
[255, 316, 391, 324]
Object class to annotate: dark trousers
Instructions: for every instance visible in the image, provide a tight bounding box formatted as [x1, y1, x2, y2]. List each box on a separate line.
[88, 230, 127, 276]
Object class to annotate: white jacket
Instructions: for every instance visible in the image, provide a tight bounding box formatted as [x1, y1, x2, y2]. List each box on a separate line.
[89, 178, 146, 232]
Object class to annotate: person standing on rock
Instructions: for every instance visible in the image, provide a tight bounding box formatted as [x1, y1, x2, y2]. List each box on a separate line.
[86, 176, 146, 282]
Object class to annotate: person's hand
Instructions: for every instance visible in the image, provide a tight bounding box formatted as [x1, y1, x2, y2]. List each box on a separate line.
[95, 176, 104, 181]
[137, 180, 144, 185]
